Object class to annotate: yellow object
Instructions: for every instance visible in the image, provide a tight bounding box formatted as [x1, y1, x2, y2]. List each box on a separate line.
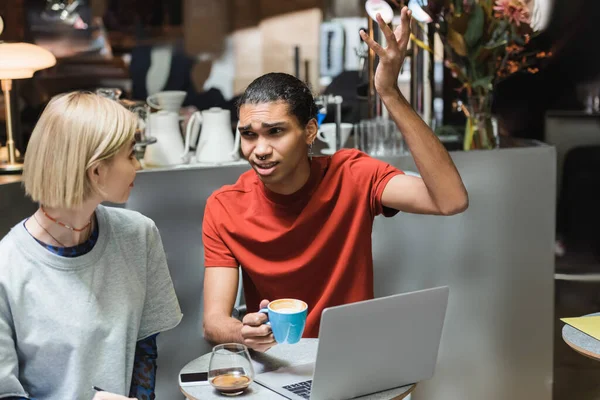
[410, 33, 433, 54]
[464, 116, 475, 151]
[562, 316, 600, 341]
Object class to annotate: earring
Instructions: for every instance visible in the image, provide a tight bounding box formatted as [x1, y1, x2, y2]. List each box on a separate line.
[308, 142, 313, 160]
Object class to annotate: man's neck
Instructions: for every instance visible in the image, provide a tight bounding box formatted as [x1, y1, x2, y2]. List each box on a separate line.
[265, 157, 312, 195]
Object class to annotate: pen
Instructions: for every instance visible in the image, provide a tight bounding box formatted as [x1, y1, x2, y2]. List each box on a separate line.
[93, 386, 105, 392]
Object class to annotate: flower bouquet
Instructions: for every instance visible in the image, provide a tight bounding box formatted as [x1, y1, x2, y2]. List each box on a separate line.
[416, 0, 551, 149]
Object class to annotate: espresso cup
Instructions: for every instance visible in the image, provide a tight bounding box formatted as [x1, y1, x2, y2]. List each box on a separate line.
[259, 299, 308, 344]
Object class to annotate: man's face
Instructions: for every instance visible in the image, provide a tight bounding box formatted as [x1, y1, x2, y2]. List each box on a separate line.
[238, 101, 317, 191]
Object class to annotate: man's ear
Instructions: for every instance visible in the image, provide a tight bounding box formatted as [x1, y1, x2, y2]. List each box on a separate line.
[306, 118, 318, 145]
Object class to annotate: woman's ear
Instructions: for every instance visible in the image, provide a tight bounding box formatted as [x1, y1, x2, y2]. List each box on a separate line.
[306, 118, 318, 145]
[87, 161, 104, 191]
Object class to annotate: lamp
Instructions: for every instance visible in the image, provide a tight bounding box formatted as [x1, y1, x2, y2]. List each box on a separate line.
[0, 42, 56, 172]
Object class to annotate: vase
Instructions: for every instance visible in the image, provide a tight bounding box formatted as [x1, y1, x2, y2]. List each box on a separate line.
[463, 93, 498, 150]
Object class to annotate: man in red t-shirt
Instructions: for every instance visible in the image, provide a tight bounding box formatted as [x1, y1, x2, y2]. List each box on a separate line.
[202, 7, 468, 352]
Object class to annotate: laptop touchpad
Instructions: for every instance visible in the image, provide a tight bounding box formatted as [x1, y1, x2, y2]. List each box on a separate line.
[256, 362, 314, 385]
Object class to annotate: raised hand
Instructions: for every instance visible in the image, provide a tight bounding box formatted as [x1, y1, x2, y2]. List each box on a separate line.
[360, 6, 412, 96]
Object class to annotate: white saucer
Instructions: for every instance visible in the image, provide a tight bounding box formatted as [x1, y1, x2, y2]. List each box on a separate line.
[365, 0, 394, 24]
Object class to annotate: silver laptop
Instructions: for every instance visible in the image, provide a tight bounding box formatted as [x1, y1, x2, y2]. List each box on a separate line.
[254, 286, 449, 400]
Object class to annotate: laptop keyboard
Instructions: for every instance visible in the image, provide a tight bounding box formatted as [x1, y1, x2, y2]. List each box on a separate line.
[283, 380, 312, 399]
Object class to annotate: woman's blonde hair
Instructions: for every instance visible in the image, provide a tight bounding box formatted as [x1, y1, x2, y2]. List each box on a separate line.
[23, 91, 138, 208]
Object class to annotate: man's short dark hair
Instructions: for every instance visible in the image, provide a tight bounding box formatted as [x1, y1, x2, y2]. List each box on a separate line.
[237, 73, 318, 127]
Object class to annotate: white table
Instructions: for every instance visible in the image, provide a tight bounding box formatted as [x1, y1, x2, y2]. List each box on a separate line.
[179, 339, 415, 399]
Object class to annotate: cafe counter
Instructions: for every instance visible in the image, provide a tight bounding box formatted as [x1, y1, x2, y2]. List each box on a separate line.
[0, 141, 555, 400]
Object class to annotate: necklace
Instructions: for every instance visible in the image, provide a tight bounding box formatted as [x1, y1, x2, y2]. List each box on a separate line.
[41, 206, 92, 232]
[33, 213, 66, 247]
[33, 212, 94, 248]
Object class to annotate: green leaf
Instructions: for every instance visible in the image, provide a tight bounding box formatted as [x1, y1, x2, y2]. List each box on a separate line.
[471, 76, 494, 90]
[464, 4, 485, 48]
[480, 0, 494, 17]
[447, 28, 468, 57]
[484, 28, 510, 50]
[484, 39, 508, 50]
[454, 0, 464, 16]
[437, 20, 449, 35]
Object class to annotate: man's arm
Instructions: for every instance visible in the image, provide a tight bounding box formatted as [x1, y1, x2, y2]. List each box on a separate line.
[203, 267, 245, 344]
[361, 8, 468, 215]
[203, 268, 275, 352]
[380, 91, 468, 215]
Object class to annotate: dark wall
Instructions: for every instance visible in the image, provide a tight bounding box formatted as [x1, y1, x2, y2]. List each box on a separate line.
[0, 0, 26, 41]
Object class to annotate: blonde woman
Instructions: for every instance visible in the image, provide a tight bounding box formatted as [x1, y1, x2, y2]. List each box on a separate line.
[0, 92, 182, 400]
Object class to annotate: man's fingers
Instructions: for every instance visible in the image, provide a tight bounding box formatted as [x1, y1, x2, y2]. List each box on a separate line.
[395, 7, 412, 47]
[241, 323, 272, 338]
[244, 333, 276, 345]
[259, 299, 270, 309]
[243, 333, 276, 352]
[359, 30, 385, 58]
[376, 13, 397, 47]
[242, 311, 268, 326]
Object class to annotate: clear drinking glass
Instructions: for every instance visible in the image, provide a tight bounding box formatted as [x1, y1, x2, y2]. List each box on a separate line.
[378, 118, 405, 156]
[357, 118, 405, 156]
[208, 343, 255, 396]
[358, 119, 377, 156]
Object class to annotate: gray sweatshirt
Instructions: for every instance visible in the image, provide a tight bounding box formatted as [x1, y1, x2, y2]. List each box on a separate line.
[0, 205, 183, 399]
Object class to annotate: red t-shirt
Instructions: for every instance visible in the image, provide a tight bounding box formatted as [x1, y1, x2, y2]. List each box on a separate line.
[203, 149, 403, 337]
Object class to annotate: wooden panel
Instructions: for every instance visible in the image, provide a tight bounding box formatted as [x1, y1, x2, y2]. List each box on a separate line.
[231, 0, 261, 31]
[232, 27, 263, 94]
[183, 0, 230, 56]
[260, 8, 322, 89]
[259, 0, 325, 20]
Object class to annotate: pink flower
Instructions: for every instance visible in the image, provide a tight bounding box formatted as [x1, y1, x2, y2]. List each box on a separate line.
[493, 0, 531, 26]
[462, 0, 472, 13]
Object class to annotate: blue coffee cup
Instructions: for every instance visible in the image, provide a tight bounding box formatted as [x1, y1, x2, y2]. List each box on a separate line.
[259, 299, 308, 344]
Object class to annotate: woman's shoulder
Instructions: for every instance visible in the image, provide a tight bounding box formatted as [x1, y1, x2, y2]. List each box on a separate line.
[98, 205, 155, 227]
[0, 229, 18, 256]
[0, 223, 29, 278]
[97, 205, 158, 242]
